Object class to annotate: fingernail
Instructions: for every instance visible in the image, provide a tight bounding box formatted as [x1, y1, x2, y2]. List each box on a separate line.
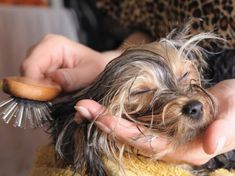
[95, 121, 111, 133]
[74, 106, 93, 120]
[215, 136, 226, 154]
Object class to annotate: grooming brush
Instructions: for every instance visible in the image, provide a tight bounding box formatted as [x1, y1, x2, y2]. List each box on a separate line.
[0, 76, 61, 129]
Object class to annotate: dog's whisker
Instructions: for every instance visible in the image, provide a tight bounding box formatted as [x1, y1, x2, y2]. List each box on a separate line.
[149, 109, 155, 129]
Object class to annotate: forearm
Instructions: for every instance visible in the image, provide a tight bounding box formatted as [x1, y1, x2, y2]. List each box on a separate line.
[119, 31, 153, 49]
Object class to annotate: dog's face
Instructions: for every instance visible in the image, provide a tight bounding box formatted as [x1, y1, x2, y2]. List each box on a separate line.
[100, 41, 215, 151]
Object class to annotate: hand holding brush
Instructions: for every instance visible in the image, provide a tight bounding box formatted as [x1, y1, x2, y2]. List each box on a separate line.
[0, 34, 118, 129]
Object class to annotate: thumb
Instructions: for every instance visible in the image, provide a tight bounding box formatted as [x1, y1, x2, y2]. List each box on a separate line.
[49, 65, 101, 92]
[49, 68, 87, 92]
[49, 55, 106, 92]
[203, 119, 234, 155]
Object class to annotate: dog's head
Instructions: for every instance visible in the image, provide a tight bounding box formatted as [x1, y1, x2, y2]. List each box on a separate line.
[54, 30, 219, 175]
[100, 33, 216, 149]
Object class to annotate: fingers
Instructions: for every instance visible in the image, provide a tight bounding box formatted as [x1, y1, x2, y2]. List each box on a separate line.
[73, 100, 220, 164]
[74, 99, 169, 155]
[72, 80, 235, 163]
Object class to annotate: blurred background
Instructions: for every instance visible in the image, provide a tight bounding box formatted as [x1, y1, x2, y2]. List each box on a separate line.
[0, 0, 129, 176]
[0, 1, 77, 176]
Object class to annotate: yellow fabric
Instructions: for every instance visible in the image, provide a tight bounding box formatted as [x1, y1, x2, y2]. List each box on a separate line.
[209, 169, 235, 176]
[30, 145, 80, 176]
[30, 145, 235, 176]
[103, 154, 191, 176]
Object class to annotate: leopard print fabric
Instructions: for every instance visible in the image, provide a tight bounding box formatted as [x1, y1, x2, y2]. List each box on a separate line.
[206, 49, 235, 83]
[96, 0, 235, 172]
[96, 0, 235, 51]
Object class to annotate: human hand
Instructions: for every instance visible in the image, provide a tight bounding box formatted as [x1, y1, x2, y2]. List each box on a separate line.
[73, 79, 235, 166]
[21, 34, 119, 91]
[203, 79, 235, 155]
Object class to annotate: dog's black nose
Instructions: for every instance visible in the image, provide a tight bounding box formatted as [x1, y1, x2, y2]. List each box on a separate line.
[182, 100, 203, 119]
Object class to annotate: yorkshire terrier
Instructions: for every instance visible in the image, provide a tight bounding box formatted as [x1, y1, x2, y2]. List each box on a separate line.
[50, 28, 220, 176]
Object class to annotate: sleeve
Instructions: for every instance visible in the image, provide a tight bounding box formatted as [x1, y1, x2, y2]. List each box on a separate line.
[96, 0, 160, 36]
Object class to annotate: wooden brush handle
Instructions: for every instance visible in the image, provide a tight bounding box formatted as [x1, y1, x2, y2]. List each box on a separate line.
[1, 76, 61, 101]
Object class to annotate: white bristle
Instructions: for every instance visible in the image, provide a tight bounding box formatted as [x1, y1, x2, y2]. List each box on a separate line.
[0, 97, 52, 129]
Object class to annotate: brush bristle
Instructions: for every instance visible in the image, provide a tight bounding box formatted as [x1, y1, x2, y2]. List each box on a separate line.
[0, 97, 52, 129]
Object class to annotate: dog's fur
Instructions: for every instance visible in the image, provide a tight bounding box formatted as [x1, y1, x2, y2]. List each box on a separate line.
[50, 28, 220, 176]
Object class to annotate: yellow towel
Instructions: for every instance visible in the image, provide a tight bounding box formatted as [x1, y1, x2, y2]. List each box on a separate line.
[29, 145, 235, 176]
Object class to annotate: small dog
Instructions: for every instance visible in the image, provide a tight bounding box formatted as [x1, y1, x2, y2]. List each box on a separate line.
[50, 28, 219, 176]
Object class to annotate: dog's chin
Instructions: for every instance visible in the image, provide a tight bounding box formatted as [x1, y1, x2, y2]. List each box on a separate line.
[173, 90, 215, 145]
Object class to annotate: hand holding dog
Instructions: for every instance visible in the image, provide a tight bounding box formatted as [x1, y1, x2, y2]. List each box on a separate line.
[75, 79, 235, 166]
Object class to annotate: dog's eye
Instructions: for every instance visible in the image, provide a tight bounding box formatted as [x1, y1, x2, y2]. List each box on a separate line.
[179, 72, 189, 81]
